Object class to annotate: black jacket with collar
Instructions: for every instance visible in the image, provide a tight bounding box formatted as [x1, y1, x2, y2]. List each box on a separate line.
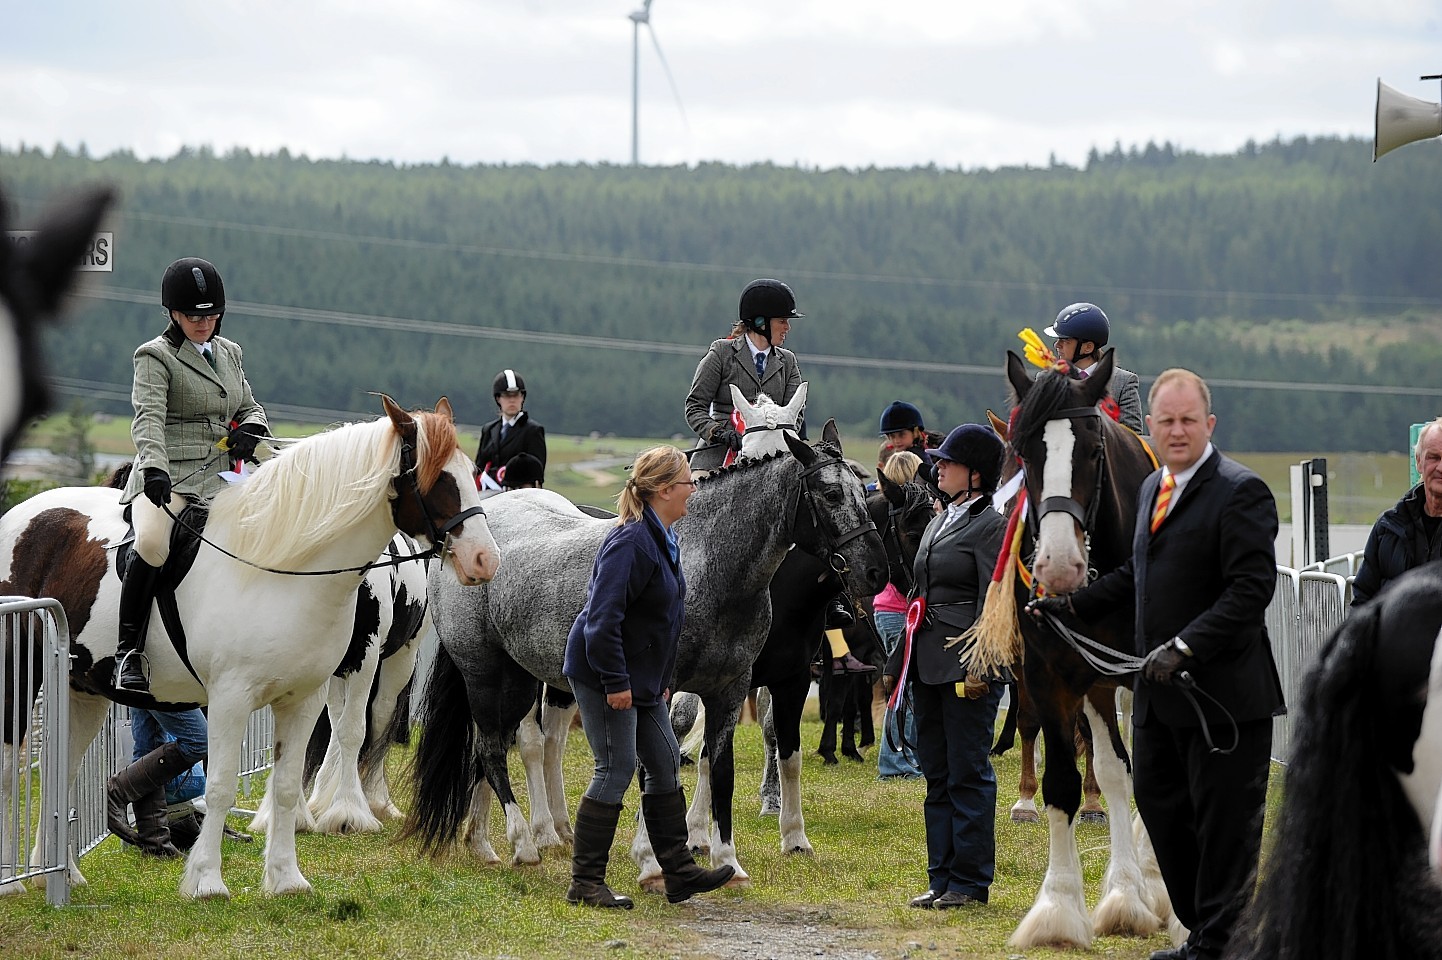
[474, 410, 546, 481]
[1351, 483, 1442, 607]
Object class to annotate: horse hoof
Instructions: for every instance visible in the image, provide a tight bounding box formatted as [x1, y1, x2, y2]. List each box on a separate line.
[1011, 809, 1042, 824]
[759, 802, 780, 817]
[820, 755, 838, 766]
[785, 844, 815, 857]
[639, 875, 667, 895]
[1078, 809, 1109, 825]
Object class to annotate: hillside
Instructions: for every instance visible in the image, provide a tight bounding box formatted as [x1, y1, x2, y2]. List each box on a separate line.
[4, 137, 1441, 451]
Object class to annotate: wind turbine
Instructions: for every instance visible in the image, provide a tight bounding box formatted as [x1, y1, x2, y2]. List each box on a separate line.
[629, 0, 688, 166]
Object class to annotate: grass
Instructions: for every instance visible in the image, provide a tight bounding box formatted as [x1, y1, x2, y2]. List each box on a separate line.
[1, 708, 1286, 960]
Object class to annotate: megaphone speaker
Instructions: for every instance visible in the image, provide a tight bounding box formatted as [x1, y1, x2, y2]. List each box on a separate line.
[1375, 78, 1442, 161]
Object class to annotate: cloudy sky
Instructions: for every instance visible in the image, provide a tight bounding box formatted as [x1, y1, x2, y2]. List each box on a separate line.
[6, 0, 1439, 170]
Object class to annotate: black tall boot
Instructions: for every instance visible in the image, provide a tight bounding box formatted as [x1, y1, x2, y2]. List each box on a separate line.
[114, 557, 162, 693]
[641, 789, 735, 903]
[566, 796, 634, 909]
[106, 741, 185, 857]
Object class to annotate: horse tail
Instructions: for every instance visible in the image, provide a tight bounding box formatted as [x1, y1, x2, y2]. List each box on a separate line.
[399, 643, 479, 856]
[301, 703, 331, 789]
[991, 680, 1019, 756]
[1233, 602, 1433, 959]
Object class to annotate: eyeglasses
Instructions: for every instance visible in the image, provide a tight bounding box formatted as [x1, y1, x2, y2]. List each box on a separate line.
[182, 313, 221, 323]
[672, 479, 698, 488]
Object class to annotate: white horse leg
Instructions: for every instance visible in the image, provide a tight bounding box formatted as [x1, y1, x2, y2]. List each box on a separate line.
[251, 772, 315, 835]
[630, 806, 664, 894]
[361, 642, 420, 821]
[1, 731, 30, 895]
[1085, 700, 1160, 937]
[501, 795, 540, 866]
[463, 782, 501, 864]
[1134, 813, 1184, 943]
[686, 755, 712, 853]
[304, 678, 347, 816]
[541, 700, 576, 843]
[517, 713, 561, 849]
[1009, 806, 1093, 949]
[311, 669, 382, 835]
[776, 750, 813, 856]
[28, 695, 108, 892]
[259, 691, 327, 896]
[180, 696, 251, 900]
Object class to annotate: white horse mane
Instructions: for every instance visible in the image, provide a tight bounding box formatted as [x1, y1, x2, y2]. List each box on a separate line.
[207, 416, 404, 570]
[729, 381, 808, 460]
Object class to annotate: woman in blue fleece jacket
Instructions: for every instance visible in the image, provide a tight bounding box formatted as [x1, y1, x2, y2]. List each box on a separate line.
[562, 445, 734, 909]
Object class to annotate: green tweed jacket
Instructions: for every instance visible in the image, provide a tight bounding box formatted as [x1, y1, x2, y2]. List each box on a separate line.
[121, 333, 268, 506]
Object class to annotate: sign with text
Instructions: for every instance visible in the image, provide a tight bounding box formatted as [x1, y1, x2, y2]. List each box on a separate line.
[4, 230, 113, 272]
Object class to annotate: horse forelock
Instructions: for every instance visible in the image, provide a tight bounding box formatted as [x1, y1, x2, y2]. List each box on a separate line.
[1010, 370, 1081, 459]
[214, 416, 399, 570]
[413, 410, 459, 493]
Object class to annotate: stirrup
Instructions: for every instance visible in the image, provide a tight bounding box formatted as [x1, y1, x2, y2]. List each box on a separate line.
[114, 650, 151, 692]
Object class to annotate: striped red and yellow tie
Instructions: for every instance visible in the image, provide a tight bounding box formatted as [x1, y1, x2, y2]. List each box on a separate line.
[1150, 472, 1176, 534]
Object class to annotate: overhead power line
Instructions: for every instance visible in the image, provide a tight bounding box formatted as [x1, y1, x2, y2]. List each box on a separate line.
[69, 287, 1442, 400]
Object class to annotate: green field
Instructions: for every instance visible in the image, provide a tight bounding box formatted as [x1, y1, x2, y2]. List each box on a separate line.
[11, 413, 1415, 525]
[0, 711, 1286, 960]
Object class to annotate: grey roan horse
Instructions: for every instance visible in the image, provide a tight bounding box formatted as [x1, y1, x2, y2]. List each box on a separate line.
[404, 424, 887, 886]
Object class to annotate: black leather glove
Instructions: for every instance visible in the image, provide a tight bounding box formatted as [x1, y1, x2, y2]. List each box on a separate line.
[1142, 641, 1189, 686]
[142, 468, 172, 508]
[226, 422, 267, 462]
[711, 425, 743, 451]
[1026, 595, 1075, 620]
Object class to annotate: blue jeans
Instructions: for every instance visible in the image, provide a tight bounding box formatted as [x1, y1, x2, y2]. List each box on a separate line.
[572, 681, 681, 806]
[875, 611, 922, 778]
[131, 708, 208, 805]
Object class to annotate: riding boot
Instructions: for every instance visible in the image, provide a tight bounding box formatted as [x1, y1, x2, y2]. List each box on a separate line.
[823, 595, 856, 629]
[641, 788, 735, 903]
[106, 740, 186, 855]
[565, 796, 634, 909]
[114, 557, 163, 693]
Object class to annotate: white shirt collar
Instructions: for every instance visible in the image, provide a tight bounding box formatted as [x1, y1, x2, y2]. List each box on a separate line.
[1163, 443, 1215, 492]
[191, 341, 210, 356]
[744, 337, 769, 360]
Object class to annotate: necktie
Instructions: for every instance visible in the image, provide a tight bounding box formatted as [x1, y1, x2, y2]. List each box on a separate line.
[755, 352, 767, 380]
[202, 346, 216, 370]
[1150, 472, 1176, 534]
[500, 421, 510, 442]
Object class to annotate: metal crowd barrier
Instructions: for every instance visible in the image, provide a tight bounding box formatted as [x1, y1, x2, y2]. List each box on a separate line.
[2, 592, 276, 904]
[1267, 566, 1354, 763]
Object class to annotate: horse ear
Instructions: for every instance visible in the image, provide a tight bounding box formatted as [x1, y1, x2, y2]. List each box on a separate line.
[880, 471, 905, 507]
[728, 383, 754, 421]
[1006, 351, 1032, 400]
[986, 408, 1009, 442]
[11, 184, 115, 317]
[434, 397, 454, 422]
[821, 418, 841, 451]
[1081, 350, 1116, 407]
[782, 381, 808, 422]
[381, 394, 414, 430]
[784, 430, 816, 465]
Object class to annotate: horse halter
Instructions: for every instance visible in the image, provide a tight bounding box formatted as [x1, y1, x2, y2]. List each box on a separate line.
[1027, 404, 1109, 546]
[393, 437, 486, 560]
[791, 453, 878, 577]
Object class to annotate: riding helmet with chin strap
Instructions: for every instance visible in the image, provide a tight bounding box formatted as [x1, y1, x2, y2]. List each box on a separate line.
[492, 369, 526, 403]
[929, 423, 1004, 497]
[160, 257, 225, 343]
[738, 279, 803, 346]
[1044, 302, 1110, 362]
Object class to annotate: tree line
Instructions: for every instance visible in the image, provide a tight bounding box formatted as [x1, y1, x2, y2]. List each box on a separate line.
[3, 136, 1440, 451]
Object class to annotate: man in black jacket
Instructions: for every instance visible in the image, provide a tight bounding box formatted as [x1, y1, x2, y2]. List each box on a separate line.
[475, 369, 547, 490]
[1352, 416, 1442, 607]
[1034, 368, 1283, 960]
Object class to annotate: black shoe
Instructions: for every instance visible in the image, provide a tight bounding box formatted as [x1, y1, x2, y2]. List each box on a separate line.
[1149, 949, 1190, 960]
[824, 597, 856, 629]
[909, 890, 941, 909]
[113, 651, 150, 694]
[932, 890, 982, 909]
[832, 653, 877, 675]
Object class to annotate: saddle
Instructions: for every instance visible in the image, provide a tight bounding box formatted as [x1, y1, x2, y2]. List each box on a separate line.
[115, 502, 210, 684]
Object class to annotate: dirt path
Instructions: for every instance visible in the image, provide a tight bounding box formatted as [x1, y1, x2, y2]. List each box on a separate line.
[658, 902, 892, 960]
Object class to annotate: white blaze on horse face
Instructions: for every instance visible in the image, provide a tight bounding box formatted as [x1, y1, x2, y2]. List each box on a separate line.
[443, 450, 501, 585]
[1032, 419, 1089, 596]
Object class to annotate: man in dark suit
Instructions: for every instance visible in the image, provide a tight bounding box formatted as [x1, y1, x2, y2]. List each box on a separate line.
[1034, 368, 1283, 960]
[475, 369, 547, 490]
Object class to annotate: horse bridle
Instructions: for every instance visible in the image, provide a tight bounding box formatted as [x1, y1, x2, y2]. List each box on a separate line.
[1026, 405, 1109, 554]
[391, 436, 486, 561]
[877, 493, 923, 594]
[790, 453, 878, 578]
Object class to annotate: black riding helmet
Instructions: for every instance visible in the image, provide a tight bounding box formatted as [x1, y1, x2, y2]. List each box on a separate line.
[492, 369, 526, 404]
[930, 423, 1004, 496]
[160, 257, 225, 344]
[1044, 302, 1110, 364]
[738, 278, 803, 347]
[879, 400, 924, 435]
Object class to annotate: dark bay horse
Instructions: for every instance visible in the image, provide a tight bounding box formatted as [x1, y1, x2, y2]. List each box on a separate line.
[972, 350, 1168, 948]
[1229, 563, 1442, 959]
[405, 425, 887, 886]
[0, 182, 114, 462]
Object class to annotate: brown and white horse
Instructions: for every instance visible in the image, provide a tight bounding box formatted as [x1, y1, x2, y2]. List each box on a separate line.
[0, 397, 497, 899]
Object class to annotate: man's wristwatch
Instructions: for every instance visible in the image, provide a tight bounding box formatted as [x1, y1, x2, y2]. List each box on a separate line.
[1170, 637, 1194, 657]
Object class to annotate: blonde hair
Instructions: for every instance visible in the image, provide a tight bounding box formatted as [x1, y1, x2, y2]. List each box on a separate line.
[617, 445, 692, 525]
[882, 450, 922, 485]
[1148, 367, 1212, 414]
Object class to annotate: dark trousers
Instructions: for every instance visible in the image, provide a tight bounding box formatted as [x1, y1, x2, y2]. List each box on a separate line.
[1134, 716, 1272, 960]
[910, 678, 1002, 901]
[572, 681, 681, 806]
